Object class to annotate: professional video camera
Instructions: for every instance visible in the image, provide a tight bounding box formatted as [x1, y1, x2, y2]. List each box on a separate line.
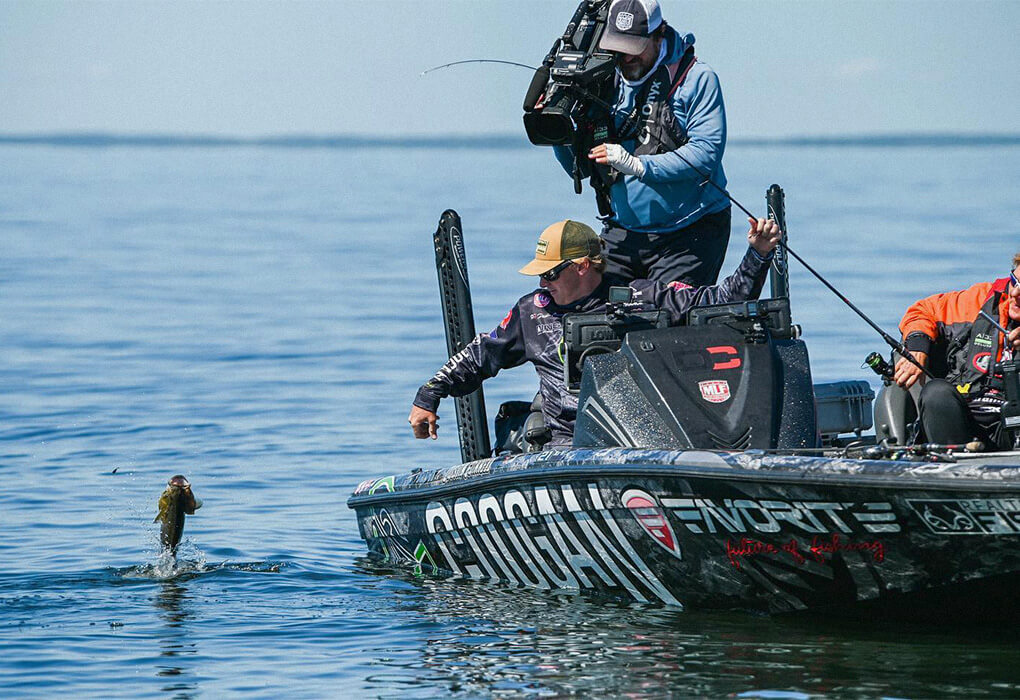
[522, 0, 615, 149]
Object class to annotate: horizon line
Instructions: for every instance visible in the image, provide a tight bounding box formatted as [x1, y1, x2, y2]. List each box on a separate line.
[2, 131, 1019, 149]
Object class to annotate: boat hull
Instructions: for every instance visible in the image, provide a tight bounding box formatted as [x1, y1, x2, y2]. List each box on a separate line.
[348, 449, 1020, 619]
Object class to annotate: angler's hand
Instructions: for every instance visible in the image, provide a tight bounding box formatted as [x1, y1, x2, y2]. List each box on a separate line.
[894, 351, 928, 389]
[408, 406, 439, 440]
[589, 143, 645, 178]
[747, 217, 781, 257]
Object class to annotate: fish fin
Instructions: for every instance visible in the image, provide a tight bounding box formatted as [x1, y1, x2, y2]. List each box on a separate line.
[154, 490, 171, 523]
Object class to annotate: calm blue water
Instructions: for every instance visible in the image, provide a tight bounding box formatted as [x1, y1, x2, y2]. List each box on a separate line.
[2, 140, 1019, 697]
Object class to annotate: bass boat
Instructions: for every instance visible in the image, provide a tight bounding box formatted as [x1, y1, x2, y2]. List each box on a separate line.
[348, 189, 1020, 621]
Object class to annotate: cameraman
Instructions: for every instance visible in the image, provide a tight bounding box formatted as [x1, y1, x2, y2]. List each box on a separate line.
[553, 0, 730, 285]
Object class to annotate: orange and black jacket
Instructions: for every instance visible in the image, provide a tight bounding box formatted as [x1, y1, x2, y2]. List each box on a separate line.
[900, 277, 1013, 393]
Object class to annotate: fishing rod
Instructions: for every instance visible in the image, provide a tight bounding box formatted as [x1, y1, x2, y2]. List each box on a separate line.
[979, 309, 1011, 338]
[421, 60, 537, 77]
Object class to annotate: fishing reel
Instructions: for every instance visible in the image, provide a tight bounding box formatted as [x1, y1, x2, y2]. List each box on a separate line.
[863, 351, 895, 381]
[522, 0, 616, 146]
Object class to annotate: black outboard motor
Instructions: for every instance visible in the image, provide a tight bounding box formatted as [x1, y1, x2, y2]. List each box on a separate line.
[570, 297, 819, 450]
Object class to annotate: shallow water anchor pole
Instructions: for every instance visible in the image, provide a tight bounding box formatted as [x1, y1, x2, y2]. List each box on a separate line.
[434, 210, 491, 463]
[766, 184, 790, 301]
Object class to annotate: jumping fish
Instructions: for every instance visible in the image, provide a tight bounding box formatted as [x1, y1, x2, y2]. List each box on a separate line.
[154, 475, 201, 555]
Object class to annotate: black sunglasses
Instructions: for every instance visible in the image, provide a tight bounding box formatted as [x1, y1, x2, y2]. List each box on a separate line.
[540, 260, 574, 282]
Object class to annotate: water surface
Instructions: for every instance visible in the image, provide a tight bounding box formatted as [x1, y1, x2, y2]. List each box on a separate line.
[2, 139, 1019, 696]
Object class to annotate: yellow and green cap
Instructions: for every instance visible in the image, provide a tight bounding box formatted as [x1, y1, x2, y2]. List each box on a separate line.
[519, 220, 603, 276]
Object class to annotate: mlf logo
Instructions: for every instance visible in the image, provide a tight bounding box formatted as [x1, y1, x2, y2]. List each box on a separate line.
[615, 11, 634, 30]
[699, 380, 731, 403]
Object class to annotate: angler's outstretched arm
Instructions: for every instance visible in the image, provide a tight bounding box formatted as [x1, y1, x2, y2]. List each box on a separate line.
[409, 306, 527, 439]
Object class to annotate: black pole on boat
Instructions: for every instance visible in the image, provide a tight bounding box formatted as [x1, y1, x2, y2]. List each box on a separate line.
[766, 184, 790, 301]
[433, 211, 492, 462]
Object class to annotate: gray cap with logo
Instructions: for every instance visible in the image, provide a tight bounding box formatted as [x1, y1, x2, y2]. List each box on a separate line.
[599, 0, 664, 55]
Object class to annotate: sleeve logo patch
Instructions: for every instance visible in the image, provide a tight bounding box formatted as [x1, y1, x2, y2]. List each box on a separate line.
[668, 280, 694, 291]
[499, 309, 513, 330]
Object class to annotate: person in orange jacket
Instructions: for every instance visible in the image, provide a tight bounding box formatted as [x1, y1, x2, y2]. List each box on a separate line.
[894, 251, 1020, 447]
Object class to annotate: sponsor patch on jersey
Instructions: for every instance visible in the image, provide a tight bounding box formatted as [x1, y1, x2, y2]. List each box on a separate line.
[668, 280, 694, 291]
[699, 379, 731, 403]
[973, 352, 991, 373]
[534, 292, 551, 308]
[499, 309, 513, 330]
[974, 333, 993, 348]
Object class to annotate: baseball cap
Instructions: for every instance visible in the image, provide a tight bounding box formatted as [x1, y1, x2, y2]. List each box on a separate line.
[519, 220, 603, 276]
[599, 0, 663, 55]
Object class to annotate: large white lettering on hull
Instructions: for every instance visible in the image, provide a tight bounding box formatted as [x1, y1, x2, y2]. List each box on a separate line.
[660, 497, 900, 535]
[424, 484, 679, 605]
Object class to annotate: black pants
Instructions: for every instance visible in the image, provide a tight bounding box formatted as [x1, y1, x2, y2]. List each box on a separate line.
[917, 379, 1001, 447]
[601, 207, 731, 285]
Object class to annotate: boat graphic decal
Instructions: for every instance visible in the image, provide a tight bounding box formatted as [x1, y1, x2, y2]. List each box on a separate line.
[660, 497, 901, 535]
[907, 498, 1020, 535]
[622, 488, 682, 559]
[413, 540, 439, 576]
[707, 345, 741, 370]
[367, 508, 415, 563]
[725, 535, 885, 569]
[423, 483, 680, 605]
[368, 476, 395, 495]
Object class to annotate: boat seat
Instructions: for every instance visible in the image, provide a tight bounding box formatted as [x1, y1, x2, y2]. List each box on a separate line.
[874, 347, 949, 445]
[493, 394, 550, 455]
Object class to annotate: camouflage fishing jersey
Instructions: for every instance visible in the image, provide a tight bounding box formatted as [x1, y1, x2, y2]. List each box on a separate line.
[413, 247, 772, 447]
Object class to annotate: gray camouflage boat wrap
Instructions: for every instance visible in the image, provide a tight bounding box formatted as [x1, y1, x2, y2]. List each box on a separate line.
[348, 448, 1020, 617]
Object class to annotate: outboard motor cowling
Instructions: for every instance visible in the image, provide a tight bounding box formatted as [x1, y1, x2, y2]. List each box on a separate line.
[571, 300, 818, 450]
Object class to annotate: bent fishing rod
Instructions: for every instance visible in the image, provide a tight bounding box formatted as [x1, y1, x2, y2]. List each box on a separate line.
[423, 60, 932, 377]
[421, 59, 538, 76]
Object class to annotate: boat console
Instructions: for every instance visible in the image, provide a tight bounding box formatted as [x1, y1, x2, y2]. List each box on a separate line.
[567, 295, 821, 450]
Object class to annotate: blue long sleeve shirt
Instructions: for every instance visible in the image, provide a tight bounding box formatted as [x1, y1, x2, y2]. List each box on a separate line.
[554, 27, 729, 233]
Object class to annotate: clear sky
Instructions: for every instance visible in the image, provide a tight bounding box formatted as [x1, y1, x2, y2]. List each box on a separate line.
[1, 0, 1017, 138]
